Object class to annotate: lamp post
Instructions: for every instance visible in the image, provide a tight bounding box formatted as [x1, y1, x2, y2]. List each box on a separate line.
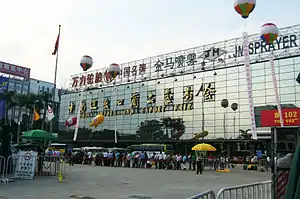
[231, 103, 238, 139]
[108, 63, 121, 144]
[221, 99, 229, 139]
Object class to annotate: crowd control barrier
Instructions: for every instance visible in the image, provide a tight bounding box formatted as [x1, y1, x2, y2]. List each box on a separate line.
[186, 190, 216, 199]
[186, 180, 272, 199]
[215, 180, 272, 199]
[1, 154, 68, 183]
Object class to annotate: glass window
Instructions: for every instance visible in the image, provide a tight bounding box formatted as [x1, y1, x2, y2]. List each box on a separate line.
[280, 79, 296, 87]
[252, 76, 265, 84]
[280, 94, 296, 103]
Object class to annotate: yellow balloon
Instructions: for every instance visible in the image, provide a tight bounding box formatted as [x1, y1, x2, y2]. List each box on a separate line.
[90, 114, 105, 128]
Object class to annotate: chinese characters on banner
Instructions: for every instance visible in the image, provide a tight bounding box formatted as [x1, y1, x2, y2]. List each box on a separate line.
[195, 82, 216, 102]
[270, 55, 284, 127]
[70, 51, 226, 89]
[0, 61, 30, 79]
[69, 83, 215, 118]
[243, 32, 257, 140]
[260, 108, 300, 126]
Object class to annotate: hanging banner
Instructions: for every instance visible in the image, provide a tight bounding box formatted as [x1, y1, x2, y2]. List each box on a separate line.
[242, 32, 257, 139]
[270, 54, 284, 127]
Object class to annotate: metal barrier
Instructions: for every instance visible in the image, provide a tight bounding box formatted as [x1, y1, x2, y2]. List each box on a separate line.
[216, 180, 272, 199]
[0, 156, 7, 183]
[187, 190, 216, 199]
[0, 155, 68, 182]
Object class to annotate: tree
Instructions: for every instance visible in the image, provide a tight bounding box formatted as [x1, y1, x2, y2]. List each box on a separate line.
[162, 117, 172, 138]
[162, 117, 185, 140]
[237, 129, 252, 139]
[137, 120, 164, 141]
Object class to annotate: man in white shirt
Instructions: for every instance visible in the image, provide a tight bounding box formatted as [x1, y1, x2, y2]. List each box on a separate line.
[176, 154, 182, 170]
[87, 151, 92, 165]
[158, 152, 163, 169]
[103, 151, 108, 166]
[154, 153, 159, 169]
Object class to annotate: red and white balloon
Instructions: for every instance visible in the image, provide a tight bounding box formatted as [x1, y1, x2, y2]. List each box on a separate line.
[108, 63, 121, 79]
[80, 55, 93, 71]
[260, 23, 279, 44]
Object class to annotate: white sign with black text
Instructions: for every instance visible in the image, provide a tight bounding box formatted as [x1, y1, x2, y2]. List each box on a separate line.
[15, 151, 38, 180]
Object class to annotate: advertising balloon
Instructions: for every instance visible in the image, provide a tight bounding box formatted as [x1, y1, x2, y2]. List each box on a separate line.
[90, 114, 105, 128]
[108, 63, 121, 79]
[234, 0, 256, 19]
[64, 117, 77, 127]
[260, 23, 279, 44]
[80, 55, 93, 71]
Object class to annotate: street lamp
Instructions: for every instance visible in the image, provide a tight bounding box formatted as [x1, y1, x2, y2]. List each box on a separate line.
[231, 103, 238, 139]
[221, 99, 229, 139]
[108, 63, 121, 144]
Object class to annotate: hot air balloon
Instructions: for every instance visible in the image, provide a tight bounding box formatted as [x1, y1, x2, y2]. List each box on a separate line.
[90, 114, 105, 128]
[64, 117, 77, 127]
[80, 55, 93, 71]
[234, 0, 256, 19]
[260, 23, 279, 44]
[108, 63, 121, 79]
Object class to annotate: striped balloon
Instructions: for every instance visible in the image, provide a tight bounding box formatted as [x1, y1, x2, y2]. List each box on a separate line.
[80, 55, 93, 71]
[260, 23, 279, 44]
[234, 0, 256, 19]
[108, 63, 121, 79]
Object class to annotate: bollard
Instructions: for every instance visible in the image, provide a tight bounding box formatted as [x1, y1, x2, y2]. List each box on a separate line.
[58, 171, 63, 183]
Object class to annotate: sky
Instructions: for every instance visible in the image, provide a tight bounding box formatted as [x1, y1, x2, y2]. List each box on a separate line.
[0, 0, 299, 88]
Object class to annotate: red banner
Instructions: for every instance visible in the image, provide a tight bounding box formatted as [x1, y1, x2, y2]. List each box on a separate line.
[0, 61, 30, 79]
[261, 108, 300, 127]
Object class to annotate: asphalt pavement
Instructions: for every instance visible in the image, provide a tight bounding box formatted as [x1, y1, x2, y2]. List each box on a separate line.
[0, 165, 271, 199]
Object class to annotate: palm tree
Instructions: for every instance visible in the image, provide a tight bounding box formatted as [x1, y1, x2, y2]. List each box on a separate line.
[162, 117, 172, 138]
[237, 129, 252, 139]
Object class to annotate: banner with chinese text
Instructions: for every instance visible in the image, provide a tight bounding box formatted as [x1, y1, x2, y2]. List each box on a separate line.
[261, 108, 300, 127]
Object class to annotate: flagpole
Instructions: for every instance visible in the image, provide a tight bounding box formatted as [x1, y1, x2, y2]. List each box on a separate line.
[50, 25, 61, 133]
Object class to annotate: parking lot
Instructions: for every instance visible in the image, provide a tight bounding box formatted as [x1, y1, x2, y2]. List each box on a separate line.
[0, 165, 271, 199]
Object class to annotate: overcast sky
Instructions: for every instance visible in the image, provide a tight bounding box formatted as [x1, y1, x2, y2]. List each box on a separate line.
[0, 0, 299, 88]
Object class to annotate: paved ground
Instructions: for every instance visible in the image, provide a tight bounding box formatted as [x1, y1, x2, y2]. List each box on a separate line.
[0, 165, 271, 199]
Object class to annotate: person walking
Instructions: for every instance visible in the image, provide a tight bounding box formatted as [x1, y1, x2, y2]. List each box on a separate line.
[196, 156, 203, 175]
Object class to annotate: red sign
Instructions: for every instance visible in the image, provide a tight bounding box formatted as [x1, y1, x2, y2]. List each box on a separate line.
[261, 108, 300, 127]
[0, 61, 30, 79]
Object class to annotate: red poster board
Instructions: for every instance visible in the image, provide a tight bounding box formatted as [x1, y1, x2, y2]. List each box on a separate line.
[261, 108, 300, 127]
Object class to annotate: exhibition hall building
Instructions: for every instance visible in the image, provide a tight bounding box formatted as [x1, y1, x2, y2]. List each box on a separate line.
[59, 24, 300, 151]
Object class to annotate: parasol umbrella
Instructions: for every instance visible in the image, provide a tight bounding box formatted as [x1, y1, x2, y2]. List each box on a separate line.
[21, 129, 57, 141]
[191, 143, 216, 151]
[284, 143, 300, 199]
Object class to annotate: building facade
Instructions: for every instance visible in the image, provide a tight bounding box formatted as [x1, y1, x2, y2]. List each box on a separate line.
[59, 24, 300, 143]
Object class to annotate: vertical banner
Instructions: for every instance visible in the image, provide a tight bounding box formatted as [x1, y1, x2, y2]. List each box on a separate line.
[73, 87, 84, 141]
[242, 32, 257, 139]
[270, 54, 284, 127]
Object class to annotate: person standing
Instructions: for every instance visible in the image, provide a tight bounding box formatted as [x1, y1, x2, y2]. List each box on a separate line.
[192, 154, 196, 170]
[196, 156, 203, 175]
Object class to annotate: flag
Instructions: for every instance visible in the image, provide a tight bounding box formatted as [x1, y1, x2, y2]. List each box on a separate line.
[52, 25, 61, 55]
[46, 105, 55, 121]
[33, 107, 40, 121]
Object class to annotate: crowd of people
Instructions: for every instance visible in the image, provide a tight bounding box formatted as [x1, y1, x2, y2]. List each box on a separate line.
[63, 150, 249, 174]
[46, 148, 270, 173]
